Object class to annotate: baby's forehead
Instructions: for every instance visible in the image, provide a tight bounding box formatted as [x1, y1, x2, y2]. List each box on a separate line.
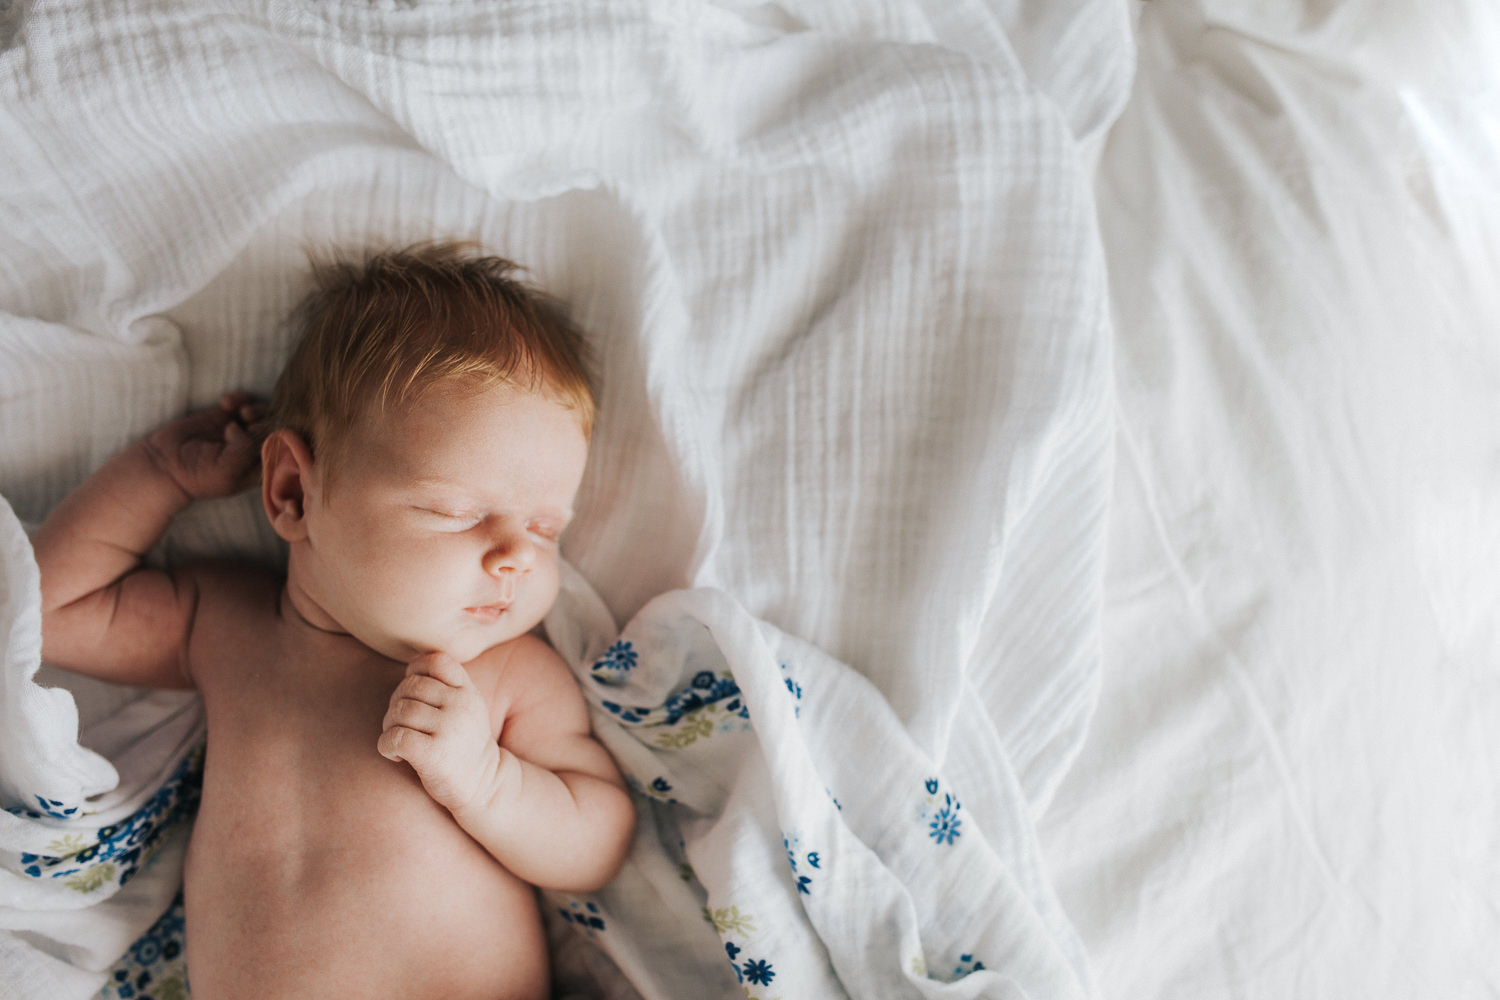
[349, 375, 587, 433]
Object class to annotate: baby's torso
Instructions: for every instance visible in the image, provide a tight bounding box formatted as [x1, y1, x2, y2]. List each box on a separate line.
[182, 571, 546, 1000]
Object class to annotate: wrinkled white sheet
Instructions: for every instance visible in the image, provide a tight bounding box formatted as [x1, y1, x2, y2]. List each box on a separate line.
[541, 574, 1092, 998]
[0, 0, 1125, 995]
[1040, 2, 1500, 998]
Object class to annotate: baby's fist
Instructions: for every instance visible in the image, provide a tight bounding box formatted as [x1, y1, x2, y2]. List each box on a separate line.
[379, 652, 503, 816]
[145, 393, 264, 500]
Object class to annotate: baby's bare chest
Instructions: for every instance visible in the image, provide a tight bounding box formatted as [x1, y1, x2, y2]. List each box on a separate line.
[192, 637, 457, 856]
[181, 640, 545, 997]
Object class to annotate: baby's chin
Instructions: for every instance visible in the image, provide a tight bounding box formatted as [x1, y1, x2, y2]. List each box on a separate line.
[374, 621, 539, 666]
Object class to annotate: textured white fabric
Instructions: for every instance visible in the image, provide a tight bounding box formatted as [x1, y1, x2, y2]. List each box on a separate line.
[0, 497, 117, 815]
[541, 575, 1093, 998]
[1041, 2, 1500, 998]
[0, 0, 1119, 995]
[0, 496, 202, 994]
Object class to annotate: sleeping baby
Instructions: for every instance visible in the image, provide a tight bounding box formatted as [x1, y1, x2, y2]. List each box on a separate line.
[31, 243, 635, 999]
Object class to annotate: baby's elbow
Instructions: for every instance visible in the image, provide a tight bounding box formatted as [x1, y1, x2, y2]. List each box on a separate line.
[565, 784, 636, 893]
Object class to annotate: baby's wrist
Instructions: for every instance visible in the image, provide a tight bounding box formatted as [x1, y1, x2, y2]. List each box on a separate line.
[135, 437, 198, 506]
[450, 747, 519, 828]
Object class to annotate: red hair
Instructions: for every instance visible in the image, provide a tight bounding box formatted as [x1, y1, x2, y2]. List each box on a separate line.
[269, 243, 594, 469]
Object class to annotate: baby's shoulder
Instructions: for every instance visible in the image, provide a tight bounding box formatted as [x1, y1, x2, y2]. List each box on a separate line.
[468, 632, 563, 677]
[185, 560, 282, 612]
[467, 633, 579, 700]
[180, 560, 283, 655]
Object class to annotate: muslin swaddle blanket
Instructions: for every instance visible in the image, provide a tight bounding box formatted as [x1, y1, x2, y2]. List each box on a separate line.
[0, 0, 1125, 995]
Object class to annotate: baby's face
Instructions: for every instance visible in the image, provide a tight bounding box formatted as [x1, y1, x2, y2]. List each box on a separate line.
[297, 379, 587, 664]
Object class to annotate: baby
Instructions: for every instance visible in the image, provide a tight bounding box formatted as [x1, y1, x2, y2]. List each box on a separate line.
[31, 244, 635, 999]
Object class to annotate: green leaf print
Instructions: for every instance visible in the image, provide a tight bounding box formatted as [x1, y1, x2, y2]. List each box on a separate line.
[655, 709, 717, 749]
[64, 862, 116, 894]
[703, 905, 756, 936]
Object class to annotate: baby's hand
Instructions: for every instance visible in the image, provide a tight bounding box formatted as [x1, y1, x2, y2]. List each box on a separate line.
[378, 652, 503, 816]
[143, 393, 264, 501]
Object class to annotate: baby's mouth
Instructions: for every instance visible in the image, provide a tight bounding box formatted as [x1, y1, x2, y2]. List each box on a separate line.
[464, 602, 512, 622]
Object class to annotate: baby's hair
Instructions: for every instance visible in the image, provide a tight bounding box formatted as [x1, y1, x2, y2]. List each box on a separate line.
[268, 242, 595, 471]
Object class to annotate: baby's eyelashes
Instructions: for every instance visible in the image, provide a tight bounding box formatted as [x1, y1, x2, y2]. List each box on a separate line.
[414, 507, 483, 530]
[413, 507, 564, 542]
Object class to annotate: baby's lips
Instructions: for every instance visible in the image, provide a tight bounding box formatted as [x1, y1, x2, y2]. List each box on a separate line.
[463, 602, 512, 623]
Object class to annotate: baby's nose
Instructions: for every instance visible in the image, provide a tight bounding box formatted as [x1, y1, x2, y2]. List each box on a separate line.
[482, 528, 536, 576]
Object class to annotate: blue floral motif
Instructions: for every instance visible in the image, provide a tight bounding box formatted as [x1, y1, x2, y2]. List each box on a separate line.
[929, 794, 962, 846]
[557, 898, 607, 938]
[19, 748, 203, 893]
[724, 941, 777, 990]
[743, 958, 776, 986]
[780, 662, 803, 717]
[598, 670, 748, 729]
[953, 952, 987, 979]
[101, 890, 188, 999]
[589, 641, 639, 686]
[782, 833, 819, 894]
[35, 795, 80, 819]
[627, 773, 679, 804]
[919, 778, 964, 846]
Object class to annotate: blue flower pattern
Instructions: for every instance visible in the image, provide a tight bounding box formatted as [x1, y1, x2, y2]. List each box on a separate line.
[725, 941, 778, 991]
[17, 748, 203, 892]
[952, 952, 987, 980]
[780, 662, 803, 717]
[589, 640, 639, 686]
[32, 796, 80, 819]
[581, 634, 983, 989]
[783, 833, 820, 895]
[599, 670, 748, 731]
[557, 898, 607, 939]
[743, 958, 776, 986]
[919, 777, 963, 846]
[100, 890, 188, 999]
[929, 794, 962, 845]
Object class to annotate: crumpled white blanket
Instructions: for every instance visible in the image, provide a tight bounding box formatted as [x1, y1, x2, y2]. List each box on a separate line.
[0, 496, 203, 996]
[540, 569, 1094, 998]
[0, 0, 1125, 996]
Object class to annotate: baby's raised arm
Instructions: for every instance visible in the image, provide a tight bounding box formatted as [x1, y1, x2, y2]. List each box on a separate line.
[32, 394, 262, 689]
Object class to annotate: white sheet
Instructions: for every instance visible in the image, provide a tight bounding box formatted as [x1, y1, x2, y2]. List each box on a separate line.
[0, 1, 1126, 995]
[1040, 2, 1500, 997]
[540, 574, 1092, 998]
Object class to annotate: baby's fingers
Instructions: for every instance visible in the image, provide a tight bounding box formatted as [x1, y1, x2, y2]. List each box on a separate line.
[383, 697, 443, 736]
[406, 651, 473, 690]
[391, 673, 453, 709]
[218, 391, 265, 418]
[378, 724, 434, 763]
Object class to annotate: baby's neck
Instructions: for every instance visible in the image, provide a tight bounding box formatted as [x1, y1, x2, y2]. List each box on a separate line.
[277, 573, 424, 666]
[278, 577, 348, 639]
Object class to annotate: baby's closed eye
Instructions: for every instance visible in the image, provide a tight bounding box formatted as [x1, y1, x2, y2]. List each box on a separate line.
[526, 519, 564, 543]
[413, 506, 484, 530]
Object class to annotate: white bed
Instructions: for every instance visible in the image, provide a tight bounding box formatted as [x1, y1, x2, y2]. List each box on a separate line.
[0, 1, 1495, 998]
[1045, 3, 1500, 996]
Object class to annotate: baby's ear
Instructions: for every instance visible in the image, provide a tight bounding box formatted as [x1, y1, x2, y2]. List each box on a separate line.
[261, 429, 314, 542]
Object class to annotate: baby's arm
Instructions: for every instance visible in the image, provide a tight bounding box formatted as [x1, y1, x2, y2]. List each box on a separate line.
[379, 641, 635, 892]
[32, 394, 261, 688]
